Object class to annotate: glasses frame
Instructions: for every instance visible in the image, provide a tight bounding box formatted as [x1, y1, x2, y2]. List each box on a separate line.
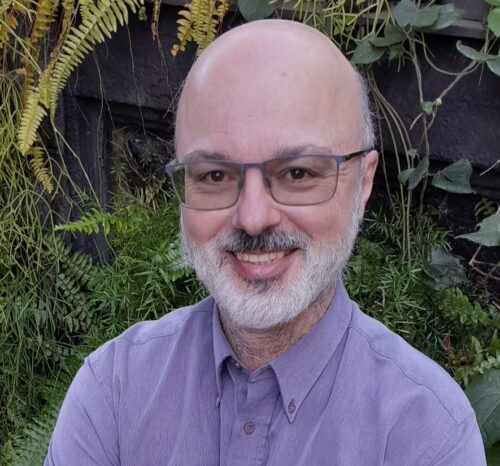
[164, 149, 370, 211]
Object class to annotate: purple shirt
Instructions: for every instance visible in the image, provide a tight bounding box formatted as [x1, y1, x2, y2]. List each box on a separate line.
[45, 283, 486, 465]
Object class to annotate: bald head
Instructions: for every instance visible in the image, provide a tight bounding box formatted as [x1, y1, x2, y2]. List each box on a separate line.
[175, 19, 374, 159]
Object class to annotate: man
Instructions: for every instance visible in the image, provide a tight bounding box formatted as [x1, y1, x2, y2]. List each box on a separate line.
[46, 19, 486, 465]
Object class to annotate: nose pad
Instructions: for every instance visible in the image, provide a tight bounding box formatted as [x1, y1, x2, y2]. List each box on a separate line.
[263, 175, 272, 190]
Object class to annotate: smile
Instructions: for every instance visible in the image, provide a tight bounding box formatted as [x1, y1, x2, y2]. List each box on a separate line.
[234, 251, 287, 264]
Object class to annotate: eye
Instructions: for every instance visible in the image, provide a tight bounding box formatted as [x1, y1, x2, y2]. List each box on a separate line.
[287, 168, 309, 180]
[203, 170, 226, 183]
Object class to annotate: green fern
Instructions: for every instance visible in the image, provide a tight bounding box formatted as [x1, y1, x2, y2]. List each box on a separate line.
[7, 368, 80, 466]
[55, 207, 131, 235]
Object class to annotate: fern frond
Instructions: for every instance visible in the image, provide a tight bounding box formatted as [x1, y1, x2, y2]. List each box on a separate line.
[27, 0, 58, 54]
[78, 0, 92, 22]
[9, 373, 76, 466]
[55, 207, 128, 235]
[171, 6, 195, 57]
[28, 145, 54, 193]
[49, 0, 143, 111]
[171, 0, 228, 57]
[17, 89, 47, 155]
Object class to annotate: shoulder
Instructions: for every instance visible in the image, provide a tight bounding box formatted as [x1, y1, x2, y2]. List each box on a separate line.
[347, 302, 473, 423]
[344, 302, 484, 465]
[86, 297, 214, 380]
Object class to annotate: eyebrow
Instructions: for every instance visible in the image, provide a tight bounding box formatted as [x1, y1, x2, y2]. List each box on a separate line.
[273, 145, 333, 159]
[181, 151, 231, 162]
[181, 145, 333, 162]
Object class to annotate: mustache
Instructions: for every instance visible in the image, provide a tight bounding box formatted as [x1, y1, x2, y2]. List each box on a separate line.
[217, 229, 311, 253]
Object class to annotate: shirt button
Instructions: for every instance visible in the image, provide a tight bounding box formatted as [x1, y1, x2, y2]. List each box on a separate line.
[233, 360, 242, 369]
[288, 400, 296, 414]
[243, 421, 255, 435]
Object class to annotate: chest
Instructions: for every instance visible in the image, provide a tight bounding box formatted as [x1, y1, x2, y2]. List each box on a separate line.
[116, 361, 388, 466]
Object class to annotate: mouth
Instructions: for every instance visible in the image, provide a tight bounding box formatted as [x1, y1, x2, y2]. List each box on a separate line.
[229, 249, 297, 279]
[234, 250, 288, 264]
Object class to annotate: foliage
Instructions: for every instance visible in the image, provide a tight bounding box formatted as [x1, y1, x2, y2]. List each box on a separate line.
[1, 0, 148, 453]
[2, 366, 80, 466]
[344, 208, 498, 381]
[465, 368, 500, 448]
[86, 201, 204, 342]
[458, 213, 500, 247]
[238, 0, 276, 22]
[171, 0, 229, 57]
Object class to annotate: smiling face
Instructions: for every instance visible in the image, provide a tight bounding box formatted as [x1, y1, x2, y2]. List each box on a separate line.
[176, 20, 378, 330]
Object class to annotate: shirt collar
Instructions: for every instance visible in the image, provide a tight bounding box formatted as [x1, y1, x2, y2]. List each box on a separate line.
[212, 282, 353, 420]
[212, 299, 234, 407]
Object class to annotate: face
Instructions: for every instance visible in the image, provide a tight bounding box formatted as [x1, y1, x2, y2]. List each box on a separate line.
[176, 25, 377, 330]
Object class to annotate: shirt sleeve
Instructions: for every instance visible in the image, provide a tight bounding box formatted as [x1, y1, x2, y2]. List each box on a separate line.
[431, 414, 486, 466]
[44, 357, 119, 466]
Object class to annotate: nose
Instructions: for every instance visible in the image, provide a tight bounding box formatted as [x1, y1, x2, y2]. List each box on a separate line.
[230, 167, 282, 237]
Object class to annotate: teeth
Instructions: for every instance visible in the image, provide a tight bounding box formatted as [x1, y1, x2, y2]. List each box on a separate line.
[235, 251, 286, 264]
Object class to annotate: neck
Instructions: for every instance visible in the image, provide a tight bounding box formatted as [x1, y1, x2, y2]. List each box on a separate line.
[219, 285, 336, 372]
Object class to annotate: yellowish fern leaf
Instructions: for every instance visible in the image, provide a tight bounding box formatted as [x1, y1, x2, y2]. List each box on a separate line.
[28, 0, 58, 52]
[61, 0, 76, 35]
[171, 0, 228, 57]
[79, 0, 92, 21]
[18, 89, 47, 155]
[28, 145, 54, 194]
[171, 5, 195, 57]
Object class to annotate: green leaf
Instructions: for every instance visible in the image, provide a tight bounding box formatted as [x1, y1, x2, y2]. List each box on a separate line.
[394, 0, 418, 28]
[431, 159, 473, 193]
[423, 249, 466, 290]
[369, 23, 406, 47]
[456, 40, 496, 61]
[238, 0, 276, 21]
[398, 155, 429, 190]
[412, 5, 441, 29]
[422, 101, 434, 115]
[394, 0, 459, 31]
[388, 42, 405, 60]
[488, 7, 500, 36]
[428, 4, 460, 30]
[407, 148, 418, 159]
[351, 38, 384, 64]
[457, 214, 500, 247]
[485, 0, 500, 6]
[465, 369, 500, 447]
[487, 56, 500, 75]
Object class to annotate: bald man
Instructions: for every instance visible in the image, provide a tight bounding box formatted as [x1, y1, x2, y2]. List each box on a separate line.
[46, 20, 486, 465]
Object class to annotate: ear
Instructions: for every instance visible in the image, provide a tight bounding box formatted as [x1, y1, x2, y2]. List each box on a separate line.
[360, 150, 378, 210]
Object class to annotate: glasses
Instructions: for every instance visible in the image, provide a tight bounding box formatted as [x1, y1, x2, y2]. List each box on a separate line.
[164, 150, 368, 211]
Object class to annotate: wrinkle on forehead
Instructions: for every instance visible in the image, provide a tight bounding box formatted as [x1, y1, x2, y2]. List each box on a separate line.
[175, 19, 364, 157]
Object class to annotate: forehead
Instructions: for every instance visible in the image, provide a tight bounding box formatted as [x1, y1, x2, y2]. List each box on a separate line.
[175, 28, 363, 162]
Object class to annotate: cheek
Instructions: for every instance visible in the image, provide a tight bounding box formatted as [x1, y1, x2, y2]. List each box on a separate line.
[181, 208, 230, 246]
[287, 203, 352, 245]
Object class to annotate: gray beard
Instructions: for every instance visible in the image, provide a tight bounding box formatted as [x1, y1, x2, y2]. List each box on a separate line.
[181, 189, 362, 330]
